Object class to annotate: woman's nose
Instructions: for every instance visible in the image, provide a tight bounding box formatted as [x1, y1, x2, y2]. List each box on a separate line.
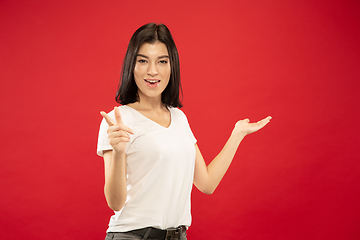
[147, 62, 158, 76]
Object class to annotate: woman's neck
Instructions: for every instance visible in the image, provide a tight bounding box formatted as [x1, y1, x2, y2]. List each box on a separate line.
[130, 94, 165, 111]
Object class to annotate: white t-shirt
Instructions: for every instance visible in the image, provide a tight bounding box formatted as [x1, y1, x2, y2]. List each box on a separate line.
[97, 105, 197, 232]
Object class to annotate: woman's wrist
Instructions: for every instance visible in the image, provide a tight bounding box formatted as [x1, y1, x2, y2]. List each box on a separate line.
[112, 149, 126, 160]
[231, 127, 246, 141]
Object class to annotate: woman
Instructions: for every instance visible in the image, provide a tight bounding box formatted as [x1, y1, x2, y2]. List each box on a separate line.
[97, 23, 271, 240]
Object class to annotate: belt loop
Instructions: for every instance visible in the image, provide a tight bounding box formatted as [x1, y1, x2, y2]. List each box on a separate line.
[107, 232, 115, 240]
[142, 228, 151, 240]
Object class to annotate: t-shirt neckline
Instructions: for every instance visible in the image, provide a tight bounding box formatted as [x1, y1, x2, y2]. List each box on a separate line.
[122, 105, 172, 129]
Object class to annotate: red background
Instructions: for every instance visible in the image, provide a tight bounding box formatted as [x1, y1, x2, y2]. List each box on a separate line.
[1, 0, 359, 239]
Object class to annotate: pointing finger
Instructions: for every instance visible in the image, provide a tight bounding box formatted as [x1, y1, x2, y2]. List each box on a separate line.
[114, 107, 134, 134]
[114, 108, 134, 134]
[100, 111, 115, 126]
[120, 123, 134, 135]
[101, 108, 134, 134]
[114, 107, 123, 123]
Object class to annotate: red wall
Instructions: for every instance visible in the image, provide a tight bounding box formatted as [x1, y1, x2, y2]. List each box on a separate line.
[1, 0, 359, 239]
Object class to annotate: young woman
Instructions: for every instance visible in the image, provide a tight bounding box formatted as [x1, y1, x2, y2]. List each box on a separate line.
[97, 23, 271, 240]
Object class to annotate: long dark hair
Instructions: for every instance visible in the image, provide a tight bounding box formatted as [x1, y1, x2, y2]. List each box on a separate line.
[115, 23, 183, 108]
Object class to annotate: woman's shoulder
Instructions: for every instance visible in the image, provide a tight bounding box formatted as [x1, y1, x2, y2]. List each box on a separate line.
[169, 106, 183, 114]
[104, 105, 130, 115]
[169, 107, 189, 121]
[118, 105, 137, 122]
[102, 105, 135, 125]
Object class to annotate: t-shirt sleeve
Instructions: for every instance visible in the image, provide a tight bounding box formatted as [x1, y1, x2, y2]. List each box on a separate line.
[178, 108, 197, 145]
[186, 118, 197, 145]
[96, 113, 114, 157]
[189, 124, 197, 145]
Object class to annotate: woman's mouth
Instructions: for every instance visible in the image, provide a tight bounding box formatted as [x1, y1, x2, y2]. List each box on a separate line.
[144, 79, 160, 88]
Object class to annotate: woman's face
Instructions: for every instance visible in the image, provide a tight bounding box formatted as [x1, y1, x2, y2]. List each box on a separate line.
[133, 41, 171, 101]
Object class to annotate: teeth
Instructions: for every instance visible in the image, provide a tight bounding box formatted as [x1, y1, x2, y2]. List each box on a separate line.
[146, 80, 159, 83]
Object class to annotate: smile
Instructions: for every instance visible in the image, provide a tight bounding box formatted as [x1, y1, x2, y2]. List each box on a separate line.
[144, 79, 161, 88]
[145, 79, 160, 83]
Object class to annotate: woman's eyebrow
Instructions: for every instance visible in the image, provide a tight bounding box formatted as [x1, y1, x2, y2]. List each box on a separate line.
[137, 54, 169, 59]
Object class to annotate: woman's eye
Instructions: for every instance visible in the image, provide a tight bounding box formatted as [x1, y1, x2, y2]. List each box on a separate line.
[138, 59, 147, 63]
[159, 60, 168, 64]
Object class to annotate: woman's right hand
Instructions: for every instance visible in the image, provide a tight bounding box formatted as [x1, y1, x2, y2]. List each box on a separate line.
[100, 107, 134, 154]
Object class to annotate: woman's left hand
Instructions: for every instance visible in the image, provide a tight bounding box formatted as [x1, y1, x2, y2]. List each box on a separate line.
[234, 116, 272, 136]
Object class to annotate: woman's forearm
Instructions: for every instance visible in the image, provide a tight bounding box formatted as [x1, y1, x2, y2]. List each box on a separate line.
[206, 130, 245, 192]
[194, 117, 271, 194]
[103, 150, 128, 211]
[194, 130, 245, 194]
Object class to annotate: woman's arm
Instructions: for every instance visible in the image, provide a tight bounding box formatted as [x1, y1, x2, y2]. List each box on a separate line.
[193, 117, 271, 194]
[101, 107, 134, 211]
[103, 150, 128, 211]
